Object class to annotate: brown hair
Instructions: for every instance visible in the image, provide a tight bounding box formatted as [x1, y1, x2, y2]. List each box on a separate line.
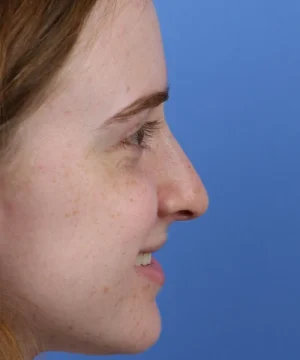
[0, 1, 113, 359]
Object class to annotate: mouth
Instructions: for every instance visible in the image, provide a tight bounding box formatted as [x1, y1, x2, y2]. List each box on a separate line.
[135, 252, 152, 266]
[134, 239, 167, 286]
[135, 239, 166, 266]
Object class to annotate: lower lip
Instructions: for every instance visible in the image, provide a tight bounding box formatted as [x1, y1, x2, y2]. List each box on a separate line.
[135, 257, 165, 286]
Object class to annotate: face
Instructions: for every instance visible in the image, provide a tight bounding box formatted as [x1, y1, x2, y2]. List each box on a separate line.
[0, 0, 208, 356]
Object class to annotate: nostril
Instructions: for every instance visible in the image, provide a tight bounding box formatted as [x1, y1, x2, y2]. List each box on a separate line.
[177, 209, 194, 220]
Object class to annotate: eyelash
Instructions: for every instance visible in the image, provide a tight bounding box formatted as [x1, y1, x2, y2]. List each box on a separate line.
[119, 120, 162, 152]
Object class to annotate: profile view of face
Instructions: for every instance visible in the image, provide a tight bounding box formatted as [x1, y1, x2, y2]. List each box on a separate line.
[0, 0, 208, 356]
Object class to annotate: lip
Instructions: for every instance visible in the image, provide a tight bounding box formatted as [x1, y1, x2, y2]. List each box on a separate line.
[139, 237, 167, 254]
[135, 237, 167, 286]
[135, 256, 165, 286]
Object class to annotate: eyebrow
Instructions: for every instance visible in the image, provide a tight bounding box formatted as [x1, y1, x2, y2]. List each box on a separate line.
[102, 85, 170, 129]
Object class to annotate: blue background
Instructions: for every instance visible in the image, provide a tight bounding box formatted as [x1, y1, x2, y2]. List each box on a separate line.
[39, 0, 300, 359]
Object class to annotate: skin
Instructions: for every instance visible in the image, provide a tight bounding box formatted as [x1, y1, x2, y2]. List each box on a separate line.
[0, 0, 208, 357]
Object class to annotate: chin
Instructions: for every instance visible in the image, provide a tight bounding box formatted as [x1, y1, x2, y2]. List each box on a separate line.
[114, 301, 162, 355]
[124, 319, 162, 354]
[71, 300, 162, 357]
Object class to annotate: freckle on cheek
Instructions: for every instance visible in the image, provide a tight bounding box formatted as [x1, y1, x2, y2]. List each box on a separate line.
[3, 198, 15, 217]
[35, 163, 49, 177]
[103, 286, 109, 294]
[143, 284, 151, 292]
[114, 296, 125, 309]
[37, 164, 46, 172]
[64, 110, 72, 116]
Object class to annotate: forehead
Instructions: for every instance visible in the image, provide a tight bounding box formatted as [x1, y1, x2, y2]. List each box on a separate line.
[54, 0, 167, 123]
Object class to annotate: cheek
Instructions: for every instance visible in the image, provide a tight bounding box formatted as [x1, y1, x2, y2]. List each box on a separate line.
[0, 158, 158, 305]
[86, 170, 158, 276]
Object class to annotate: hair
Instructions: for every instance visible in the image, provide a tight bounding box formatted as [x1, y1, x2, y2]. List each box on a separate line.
[0, 1, 115, 359]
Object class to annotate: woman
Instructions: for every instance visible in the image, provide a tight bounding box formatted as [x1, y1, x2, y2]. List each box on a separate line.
[0, 1, 209, 359]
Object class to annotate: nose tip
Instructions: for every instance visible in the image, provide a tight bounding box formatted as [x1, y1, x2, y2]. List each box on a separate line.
[171, 177, 209, 221]
[182, 184, 209, 220]
[157, 165, 209, 222]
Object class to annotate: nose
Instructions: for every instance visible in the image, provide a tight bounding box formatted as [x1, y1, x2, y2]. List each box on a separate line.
[157, 132, 209, 222]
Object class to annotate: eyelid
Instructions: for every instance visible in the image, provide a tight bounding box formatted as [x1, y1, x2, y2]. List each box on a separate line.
[101, 116, 154, 155]
[119, 119, 163, 152]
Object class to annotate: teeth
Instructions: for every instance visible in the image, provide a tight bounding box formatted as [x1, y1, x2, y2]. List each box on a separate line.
[135, 253, 152, 266]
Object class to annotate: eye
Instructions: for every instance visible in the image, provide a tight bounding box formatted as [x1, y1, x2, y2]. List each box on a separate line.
[119, 120, 162, 152]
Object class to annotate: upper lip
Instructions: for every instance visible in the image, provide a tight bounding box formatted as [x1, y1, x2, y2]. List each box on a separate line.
[140, 238, 167, 254]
